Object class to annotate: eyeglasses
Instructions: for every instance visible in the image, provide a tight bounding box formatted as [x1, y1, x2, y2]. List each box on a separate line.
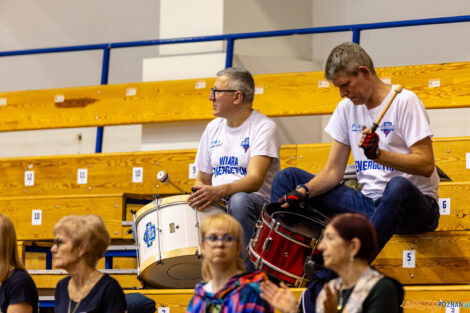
[203, 234, 237, 244]
[53, 238, 64, 249]
[210, 88, 238, 99]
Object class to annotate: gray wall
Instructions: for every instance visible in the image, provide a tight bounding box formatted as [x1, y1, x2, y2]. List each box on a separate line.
[0, 0, 161, 156]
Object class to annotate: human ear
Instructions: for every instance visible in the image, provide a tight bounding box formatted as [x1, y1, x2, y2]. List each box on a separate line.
[233, 91, 243, 105]
[357, 66, 371, 78]
[78, 243, 88, 258]
[350, 238, 361, 258]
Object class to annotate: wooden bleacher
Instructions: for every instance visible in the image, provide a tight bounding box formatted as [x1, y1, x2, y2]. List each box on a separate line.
[0, 62, 469, 312]
[1, 139, 468, 240]
[0, 62, 468, 131]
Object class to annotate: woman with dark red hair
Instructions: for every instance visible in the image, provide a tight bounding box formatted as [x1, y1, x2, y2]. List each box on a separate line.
[260, 213, 403, 313]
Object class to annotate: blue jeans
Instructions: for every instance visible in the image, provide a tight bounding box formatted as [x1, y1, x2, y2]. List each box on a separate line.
[271, 167, 440, 254]
[227, 192, 267, 272]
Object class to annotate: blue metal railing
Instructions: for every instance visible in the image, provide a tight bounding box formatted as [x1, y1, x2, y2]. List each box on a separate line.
[1, 15, 469, 152]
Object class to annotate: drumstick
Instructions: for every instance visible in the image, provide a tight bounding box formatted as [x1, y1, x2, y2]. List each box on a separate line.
[371, 84, 403, 132]
[157, 170, 186, 193]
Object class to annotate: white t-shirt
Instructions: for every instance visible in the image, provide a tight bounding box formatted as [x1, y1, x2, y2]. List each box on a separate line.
[325, 87, 439, 201]
[195, 109, 280, 201]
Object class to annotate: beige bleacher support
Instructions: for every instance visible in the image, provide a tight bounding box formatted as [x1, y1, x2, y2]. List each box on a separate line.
[0, 62, 468, 131]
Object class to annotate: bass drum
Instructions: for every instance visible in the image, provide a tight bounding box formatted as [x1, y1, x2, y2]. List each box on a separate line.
[135, 194, 225, 288]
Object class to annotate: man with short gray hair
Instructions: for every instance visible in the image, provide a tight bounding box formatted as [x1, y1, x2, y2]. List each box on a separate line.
[189, 67, 280, 272]
[271, 41, 440, 311]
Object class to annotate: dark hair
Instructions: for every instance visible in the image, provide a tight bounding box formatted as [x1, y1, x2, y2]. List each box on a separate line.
[328, 213, 378, 261]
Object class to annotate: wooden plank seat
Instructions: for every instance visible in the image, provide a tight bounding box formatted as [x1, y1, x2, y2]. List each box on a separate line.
[296, 137, 470, 181]
[6, 181, 470, 250]
[36, 285, 470, 311]
[3, 194, 130, 240]
[437, 182, 470, 231]
[287, 286, 470, 313]
[372, 231, 470, 285]
[0, 137, 466, 199]
[30, 268, 141, 289]
[24, 231, 470, 286]
[0, 62, 468, 132]
[25, 230, 470, 286]
[0, 147, 296, 198]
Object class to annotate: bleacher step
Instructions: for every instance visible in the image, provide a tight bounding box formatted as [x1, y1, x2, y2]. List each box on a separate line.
[373, 231, 470, 284]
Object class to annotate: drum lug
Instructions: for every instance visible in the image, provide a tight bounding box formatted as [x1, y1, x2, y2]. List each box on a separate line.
[262, 237, 273, 251]
[195, 248, 202, 259]
[252, 227, 261, 244]
[295, 277, 304, 287]
[254, 257, 263, 270]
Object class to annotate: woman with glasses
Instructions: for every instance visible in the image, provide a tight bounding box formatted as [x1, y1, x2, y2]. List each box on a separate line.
[51, 215, 127, 313]
[186, 214, 273, 313]
[260, 213, 403, 313]
[0, 213, 39, 313]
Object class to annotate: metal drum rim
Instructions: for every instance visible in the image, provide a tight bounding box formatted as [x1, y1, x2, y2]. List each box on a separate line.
[248, 244, 302, 280]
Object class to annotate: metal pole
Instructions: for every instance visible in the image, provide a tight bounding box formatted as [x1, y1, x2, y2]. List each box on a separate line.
[352, 28, 361, 44]
[95, 46, 111, 153]
[225, 39, 234, 68]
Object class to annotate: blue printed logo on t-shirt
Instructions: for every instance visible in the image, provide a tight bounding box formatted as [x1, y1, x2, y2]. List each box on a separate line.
[213, 156, 247, 177]
[209, 139, 222, 149]
[381, 122, 394, 137]
[240, 137, 250, 152]
[351, 123, 363, 132]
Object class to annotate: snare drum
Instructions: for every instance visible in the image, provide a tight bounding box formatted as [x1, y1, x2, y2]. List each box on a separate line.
[135, 194, 225, 288]
[248, 203, 325, 286]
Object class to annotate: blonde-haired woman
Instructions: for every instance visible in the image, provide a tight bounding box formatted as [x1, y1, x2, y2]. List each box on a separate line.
[0, 213, 38, 313]
[187, 214, 272, 313]
[51, 214, 126, 313]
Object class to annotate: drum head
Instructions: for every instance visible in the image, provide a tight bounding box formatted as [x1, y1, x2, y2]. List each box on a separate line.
[141, 249, 202, 289]
[136, 195, 226, 289]
[264, 202, 325, 239]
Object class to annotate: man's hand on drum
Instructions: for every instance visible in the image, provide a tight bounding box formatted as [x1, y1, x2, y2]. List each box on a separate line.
[278, 187, 307, 209]
[188, 185, 224, 210]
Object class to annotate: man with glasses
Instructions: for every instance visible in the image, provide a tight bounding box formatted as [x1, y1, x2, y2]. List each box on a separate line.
[188, 67, 280, 272]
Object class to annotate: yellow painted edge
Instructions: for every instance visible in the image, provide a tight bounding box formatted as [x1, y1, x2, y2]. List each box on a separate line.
[140, 247, 199, 273]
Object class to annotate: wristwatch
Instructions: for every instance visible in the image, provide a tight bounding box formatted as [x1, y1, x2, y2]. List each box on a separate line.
[295, 184, 310, 198]
[375, 148, 381, 159]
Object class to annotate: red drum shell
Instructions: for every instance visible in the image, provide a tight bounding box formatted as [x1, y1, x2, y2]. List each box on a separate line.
[248, 207, 324, 286]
